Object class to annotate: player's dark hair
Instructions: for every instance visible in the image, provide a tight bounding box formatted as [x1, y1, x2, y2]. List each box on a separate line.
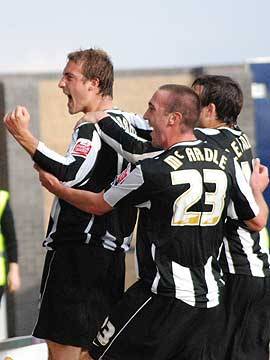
[68, 48, 114, 97]
[192, 75, 243, 125]
[159, 84, 200, 129]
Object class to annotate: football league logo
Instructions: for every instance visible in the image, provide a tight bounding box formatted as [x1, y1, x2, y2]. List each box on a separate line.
[71, 138, 92, 158]
[115, 163, 131, 185]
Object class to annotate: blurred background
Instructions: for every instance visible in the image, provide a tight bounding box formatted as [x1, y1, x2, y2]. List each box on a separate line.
[0, 0, 269, 341]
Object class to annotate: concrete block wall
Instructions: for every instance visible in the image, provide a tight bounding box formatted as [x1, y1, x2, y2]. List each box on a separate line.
[0, 75, 45, 336]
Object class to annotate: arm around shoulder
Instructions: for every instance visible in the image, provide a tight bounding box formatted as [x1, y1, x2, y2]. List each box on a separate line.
[36, 167, 112, 215]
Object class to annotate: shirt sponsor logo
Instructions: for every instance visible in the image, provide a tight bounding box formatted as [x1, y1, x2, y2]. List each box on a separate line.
[71, 138, 92, 158]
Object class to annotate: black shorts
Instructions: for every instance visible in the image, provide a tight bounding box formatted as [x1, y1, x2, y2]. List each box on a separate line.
[89, 280, 219, 360]
[32, 245, 125, 348]
[208, 274, 270, 360]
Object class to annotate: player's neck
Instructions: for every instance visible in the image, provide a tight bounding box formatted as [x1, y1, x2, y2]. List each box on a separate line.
[85, 96, 113, 112]
[214, 124, 229, 129]
[211, 119, 229, 129]
[165, 133, 197, 149]
[96, 95, 113, 111]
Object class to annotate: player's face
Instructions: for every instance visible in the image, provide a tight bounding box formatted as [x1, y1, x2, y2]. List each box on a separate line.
[193, 84, 209, 128]
[144, 90, 171, 148]
[58, 61, 94, 114]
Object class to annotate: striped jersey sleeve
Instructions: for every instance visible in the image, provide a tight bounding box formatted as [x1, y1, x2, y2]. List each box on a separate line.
[104, 163, 150, 208]
[124, 111, 153, 140]
[195, 126, 270, 277]
[229, 158, 259, 220]
[33, 123, 101, 187]
[95, 115, 162, 164]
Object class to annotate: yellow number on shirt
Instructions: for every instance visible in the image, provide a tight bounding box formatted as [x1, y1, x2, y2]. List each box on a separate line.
[171, 169, 227, 226]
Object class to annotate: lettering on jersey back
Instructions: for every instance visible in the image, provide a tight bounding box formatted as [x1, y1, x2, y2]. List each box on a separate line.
[164, 151, 184, 170]
[109, 114, 137, 135]
[230, 134, 251, 159]
[185, 147, 228, 170]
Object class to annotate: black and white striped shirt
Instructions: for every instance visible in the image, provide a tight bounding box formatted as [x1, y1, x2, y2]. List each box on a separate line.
[95, 115, 161, 162]
[104, 141, 259, 308]
[33, 109, 141, 251]
[195, 127, 270, 277]
[95, 117, 270, 277]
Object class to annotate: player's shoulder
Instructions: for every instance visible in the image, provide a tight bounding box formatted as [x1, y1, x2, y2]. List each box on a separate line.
[75, 121, 96, 138]
[105, 108, 138, 134]
[76, 121, 95, 130]
[137, 151, 166, 176]
[195, 127, 221, 137]
[217, 126, 247, 139]
[106, 108, 135, 120]
[72, 122, 102, 152]
[196, 126, 247, 148]
[196, 126, 246, 138]
[107, 108, 150, 130]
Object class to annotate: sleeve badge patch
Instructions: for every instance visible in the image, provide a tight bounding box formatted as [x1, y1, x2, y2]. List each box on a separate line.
[71, 138, 92, 158]
[115, 163, 131, 185]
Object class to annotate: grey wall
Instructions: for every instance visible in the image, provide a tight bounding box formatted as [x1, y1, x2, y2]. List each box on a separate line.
[0, 75, 45, 336]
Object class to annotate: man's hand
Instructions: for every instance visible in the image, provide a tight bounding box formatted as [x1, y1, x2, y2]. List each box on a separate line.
[3, 105, 38, 156]
[245, 158, 269, 232]
[251, 158, 269, 193]
[7, 263, 21, 293]
[4, 105, 30, 136]
[34, 164, 111, 215]
[75, 111, 108, 129]
[34, 164, 63, 196]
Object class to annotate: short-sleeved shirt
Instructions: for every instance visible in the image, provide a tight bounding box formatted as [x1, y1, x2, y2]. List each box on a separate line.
[104, 140, 258, 308]
[195, 127, 270, 277]
[33, 109, 140, 251]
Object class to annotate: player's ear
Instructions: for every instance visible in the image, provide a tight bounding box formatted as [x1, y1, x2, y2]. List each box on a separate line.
[206, 103, 216, 119]
[168, 112, 182, 126]
[88, 78, 100, 91]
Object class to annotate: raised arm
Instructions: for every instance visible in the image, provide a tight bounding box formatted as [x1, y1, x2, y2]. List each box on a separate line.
[4, 106, 38, 155]
[4, 106, 101, 185]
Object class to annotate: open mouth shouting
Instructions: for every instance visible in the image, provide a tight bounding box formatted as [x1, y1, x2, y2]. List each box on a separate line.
[65, 93, 75, 114]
